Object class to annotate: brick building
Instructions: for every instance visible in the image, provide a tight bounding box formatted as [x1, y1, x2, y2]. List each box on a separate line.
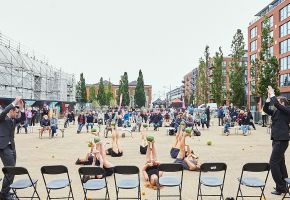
[86, 80, 152, 108]
[248, 0, 290, 110]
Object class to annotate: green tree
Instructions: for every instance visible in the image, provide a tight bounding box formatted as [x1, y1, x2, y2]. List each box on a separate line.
[195, 58, 206, 105]
[88, 85, 97, 103]
[230, 29, 246, 107]
[122, 72, 130, 106]
[97, 77, 107, 106]
[251, 16, 280, 103]
[76, 73, 87, 103]
[211, 47, 224, 106]
[117, 75, 124, 106]
[106, 80, 114, 106]
[204, 45, 210, 103]
[134, 69, 146, 107]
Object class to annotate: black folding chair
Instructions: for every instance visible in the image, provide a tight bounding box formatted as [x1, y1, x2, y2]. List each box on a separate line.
[2, 166, 40, 199]
[78, 166, 110, 200]
[197, 162, 227, 200]
[157, 163, 183, 200]
[236, 163, 270, 200]
[114, 165, 141, 200]
[282, 178, 290, 199]
[41, 165, 74, 200]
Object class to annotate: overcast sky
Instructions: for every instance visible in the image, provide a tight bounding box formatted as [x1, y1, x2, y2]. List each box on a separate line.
[0, 0, 269, 100]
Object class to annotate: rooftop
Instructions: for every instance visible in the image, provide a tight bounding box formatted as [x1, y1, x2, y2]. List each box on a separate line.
[255, 0, 285, 17]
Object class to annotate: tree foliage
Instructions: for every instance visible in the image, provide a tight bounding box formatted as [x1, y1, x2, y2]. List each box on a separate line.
[134, 70, 146, 107]
[195, 58, 206, 105]
[76, 73, 87, 103]
[230, 29, 246, 107]
[250, 16, 280, 101]
[211, 47, 224, 106]
[106, 80, 114, 106]
[204, 45, 210, 103]
[88, 85, 97, 103]
[97, 77, 107, 106]
[117, 72, 130, 106]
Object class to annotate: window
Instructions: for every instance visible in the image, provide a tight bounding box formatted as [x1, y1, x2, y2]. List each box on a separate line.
[280, 73, 290, 87]
[280, 4, 290, 21]
[269, 15, 274, 27]
[280, 39, 290, 54]
[280, 21, 290, 37]
[250, 54, 257, 61]
[268, 46, 274, 57]
[251, 40, 257, 51]
[251, 27, 257, 39]
[280, 56, 290, 70]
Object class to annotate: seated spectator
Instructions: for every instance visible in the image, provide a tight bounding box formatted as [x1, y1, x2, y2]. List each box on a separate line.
[40, 115, 51, 137]
[50, 114, 58, 137]
[223, 113, 231, 136]
[240, 112, 250, 136]
[77, 111, 86, 134]
[185, 114, 194, 128]
[17, 119, 28, 134]
[86, 111, 94, 133]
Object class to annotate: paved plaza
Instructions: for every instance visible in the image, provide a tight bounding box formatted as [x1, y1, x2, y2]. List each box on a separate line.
[4, 119, 288, 200]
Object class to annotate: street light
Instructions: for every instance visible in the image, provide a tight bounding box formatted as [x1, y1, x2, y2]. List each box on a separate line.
[163, 85, 171, 108]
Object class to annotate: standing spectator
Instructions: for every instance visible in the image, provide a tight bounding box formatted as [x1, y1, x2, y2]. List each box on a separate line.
[77, 111, 86, 134]
[261, 107, 267, 127]
[31, 107, 37, 126]
[248, 110, 256, 130]
[217, 107, 224, 126]
[205, 106, 211, 128]
[200, 111, 208, 129]
[50, 114, 58, 137]
[26, 108, 33, 127]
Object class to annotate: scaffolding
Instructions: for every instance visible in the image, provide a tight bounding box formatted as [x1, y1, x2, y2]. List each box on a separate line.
[0, 32, 75, 102]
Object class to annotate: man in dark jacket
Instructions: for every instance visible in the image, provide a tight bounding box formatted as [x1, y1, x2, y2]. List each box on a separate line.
[263, 86, 290, 195]
[0, 97, 26, 200]
[217, 107, 224, 126]
[205, 106, 211, 128]
[77, 111, 86, 134]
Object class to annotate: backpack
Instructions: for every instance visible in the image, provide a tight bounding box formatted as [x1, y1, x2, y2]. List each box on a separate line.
[193, 127, 201, 136]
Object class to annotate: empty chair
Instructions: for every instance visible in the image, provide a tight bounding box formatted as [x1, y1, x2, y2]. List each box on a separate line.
[41, 165, 74, 200]
[157, 163, 183, 200]
[282, 178, 290, 199]
[197, 162, 227, 200]
[113, 165, 141, 200]
[236, 163, 270, 200]
[2, 166, 40, 199]
[79, 166, 110, 200]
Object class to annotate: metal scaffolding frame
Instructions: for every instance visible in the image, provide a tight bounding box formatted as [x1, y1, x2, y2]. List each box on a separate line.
[0, 32, 75, 102]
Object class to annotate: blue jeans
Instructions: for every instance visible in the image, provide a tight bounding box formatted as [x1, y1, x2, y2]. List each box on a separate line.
[224, 123, 230, 133]
[241, 125, 249, 135]
[51, 125, 57, 136]
[78, 123, 85, 132]
[86, 122, 94, 130]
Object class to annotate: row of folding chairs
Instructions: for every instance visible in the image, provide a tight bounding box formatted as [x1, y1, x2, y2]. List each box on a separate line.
[2, 163, 290, 200]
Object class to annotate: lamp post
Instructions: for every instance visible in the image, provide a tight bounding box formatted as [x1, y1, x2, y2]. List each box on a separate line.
[163, 85, 171, 108]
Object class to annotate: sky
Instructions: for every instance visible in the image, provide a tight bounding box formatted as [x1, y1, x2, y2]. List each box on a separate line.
[0, 0, 270, 100]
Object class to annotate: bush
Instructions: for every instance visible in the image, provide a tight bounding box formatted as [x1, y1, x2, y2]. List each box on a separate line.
[180, 121, 185, 126]
[207, 140, 212, 146]
[143, 124, 148, 128]
[185, 127, 192, 136]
